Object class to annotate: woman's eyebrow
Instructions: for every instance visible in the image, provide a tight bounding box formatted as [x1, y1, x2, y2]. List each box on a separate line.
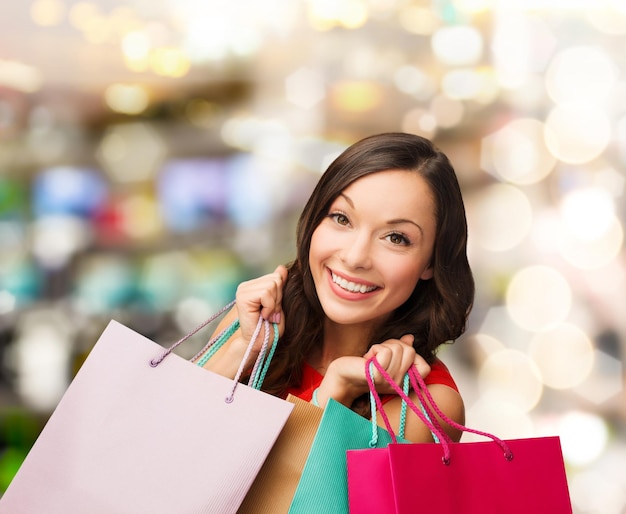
[339, 192, 353, 208]
[339, 192, 424, 236]
[387, 218, 424, 236]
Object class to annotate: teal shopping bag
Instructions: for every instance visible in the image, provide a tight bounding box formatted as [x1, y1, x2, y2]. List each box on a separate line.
[288, 398, 405, 514]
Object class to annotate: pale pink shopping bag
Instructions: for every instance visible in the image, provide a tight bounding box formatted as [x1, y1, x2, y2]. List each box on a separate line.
[0, 312, 293, 514]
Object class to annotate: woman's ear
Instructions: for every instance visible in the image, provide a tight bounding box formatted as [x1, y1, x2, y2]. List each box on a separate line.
[420, 266, 434, 280]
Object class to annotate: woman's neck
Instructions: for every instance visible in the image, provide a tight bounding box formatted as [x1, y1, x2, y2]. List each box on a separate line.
[309, 318, 376, 374]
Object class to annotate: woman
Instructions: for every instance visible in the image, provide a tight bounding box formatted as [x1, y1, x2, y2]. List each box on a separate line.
[202, 132, 474, 443]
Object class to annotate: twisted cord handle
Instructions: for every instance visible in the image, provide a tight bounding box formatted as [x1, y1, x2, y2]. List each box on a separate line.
[366, 361, 398, 445]
[148, 300, 279, 404]
[250, 322, 279, 390]
[247, 319, 272, 389]
[366, 360, 447, 445]
[150, 300, 236, 367]
[192, 319, 239, 367]
[406, 366, 513, 461]
[367, 358, 451, 462]
[225, 315, 265, 403]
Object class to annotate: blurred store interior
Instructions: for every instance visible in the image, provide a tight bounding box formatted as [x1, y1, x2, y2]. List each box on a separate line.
[1, 0, 625, 511]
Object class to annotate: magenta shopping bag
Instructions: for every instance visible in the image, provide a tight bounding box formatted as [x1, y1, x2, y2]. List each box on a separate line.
[387, 435, 571, 514]
[0, 308, 293, 514]
[347, 358, 572, 514]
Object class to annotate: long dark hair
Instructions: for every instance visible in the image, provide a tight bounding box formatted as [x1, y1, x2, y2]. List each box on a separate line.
[263, 132, 474, 397]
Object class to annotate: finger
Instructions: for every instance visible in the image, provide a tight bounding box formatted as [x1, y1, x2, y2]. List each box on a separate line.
[258, 286, 281, 321]
[364, 344, 393, 367]
[412, 354, 431, 378]
[399, 334, 415, 346]
[274, 264, 288, 283]
[268, 266, 287, 313]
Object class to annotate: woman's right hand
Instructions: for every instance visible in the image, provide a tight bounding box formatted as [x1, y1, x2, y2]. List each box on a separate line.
[200, 265, 287, 377]
[235, 264, 288, 353]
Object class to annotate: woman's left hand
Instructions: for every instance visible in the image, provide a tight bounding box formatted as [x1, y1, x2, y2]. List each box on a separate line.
[314, 335, 431, 408]
[363, 335, 431, 394]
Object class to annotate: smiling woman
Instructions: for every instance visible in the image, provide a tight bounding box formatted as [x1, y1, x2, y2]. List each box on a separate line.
[199, 132, 473, 443]
[309, 170, 436, 332]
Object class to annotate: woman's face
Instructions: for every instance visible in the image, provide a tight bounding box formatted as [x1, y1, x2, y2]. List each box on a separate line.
[309, 169, 437, 329]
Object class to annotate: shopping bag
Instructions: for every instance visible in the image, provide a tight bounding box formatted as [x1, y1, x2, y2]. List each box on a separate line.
[349, 358, 573, 514]
[237, 395, 323, 514]
[288, 397, 405, 514]
[347, 363, 445, 514]
[0, 307, 294, 514]
[388, 436, 571, 514]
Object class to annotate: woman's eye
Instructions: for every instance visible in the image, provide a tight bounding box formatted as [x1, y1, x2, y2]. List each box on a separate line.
[387, 232, 410, 246]
[330, 213, 350, 226]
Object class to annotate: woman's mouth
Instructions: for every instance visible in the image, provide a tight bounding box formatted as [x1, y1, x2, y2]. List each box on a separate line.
[330, 271, 378, 294]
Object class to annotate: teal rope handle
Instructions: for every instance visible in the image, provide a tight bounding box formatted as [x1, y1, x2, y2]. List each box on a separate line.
[369, 374, 379, 448]
[368, 363, 440, 445]
[194, 319, 240, 368]
[250, 322, 279, 390]
[195, 316, 280, 391]
[398, 374, 409, 440]
[252, 323, 278, 389]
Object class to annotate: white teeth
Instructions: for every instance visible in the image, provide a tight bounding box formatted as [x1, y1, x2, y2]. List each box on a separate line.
[331, 272, 377, 293]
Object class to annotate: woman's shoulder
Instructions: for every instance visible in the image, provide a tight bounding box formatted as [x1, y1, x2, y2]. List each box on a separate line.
[424, 358, 459, 392]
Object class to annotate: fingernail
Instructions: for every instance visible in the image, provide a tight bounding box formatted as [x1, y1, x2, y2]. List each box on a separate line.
[271, 312, 281, 324]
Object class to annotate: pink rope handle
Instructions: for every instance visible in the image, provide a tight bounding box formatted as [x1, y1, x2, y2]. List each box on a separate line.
[368, 357, 452, 463]
[403, 369, 452, 445]
[150, 300, 236, 367]
[148, 299, 269, 405]
[406, 365, 514, 461]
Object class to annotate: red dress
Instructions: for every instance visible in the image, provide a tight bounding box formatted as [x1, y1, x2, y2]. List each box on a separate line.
[286, 358, 458, 402]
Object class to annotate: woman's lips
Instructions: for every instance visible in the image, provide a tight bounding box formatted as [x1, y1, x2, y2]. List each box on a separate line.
[327, 268, 380, 298]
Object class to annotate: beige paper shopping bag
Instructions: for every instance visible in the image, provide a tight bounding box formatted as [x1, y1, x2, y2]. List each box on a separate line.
[238, 395, 323, 514]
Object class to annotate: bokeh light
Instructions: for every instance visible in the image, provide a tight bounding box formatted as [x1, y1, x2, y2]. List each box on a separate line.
[467, 184, 532, 252]
[11, 311, 74, 412]
[559, 215, 623, 270]
[330, 81, 384, 112]
[544, 104, 611, 164]
[30, 0, 66, 27]
[31, 216, 91, 269]
[478, 349, 543, 413]
[306, 0, 368, 30]
[506, 265, 572, 332]
[559, 411, 609, 467]
[481, 118, 556, 185]
[285, 67, 326, 109]
[104, 84, 150, 115]
[560, 187, 615, 242]
[546, 46, 617, 105]
[529, 323, 595, 389]
[96, 123, 166, 183]
[431, 25, 483, 66]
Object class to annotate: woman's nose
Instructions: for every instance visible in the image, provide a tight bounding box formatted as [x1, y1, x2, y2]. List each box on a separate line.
[340, 232, 373, 270]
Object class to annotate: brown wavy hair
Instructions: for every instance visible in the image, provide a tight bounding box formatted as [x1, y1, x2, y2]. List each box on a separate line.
[262, 132, 474, 397]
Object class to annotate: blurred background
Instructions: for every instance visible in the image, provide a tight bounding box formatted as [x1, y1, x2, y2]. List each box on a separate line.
[0, 0, 625, 511]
